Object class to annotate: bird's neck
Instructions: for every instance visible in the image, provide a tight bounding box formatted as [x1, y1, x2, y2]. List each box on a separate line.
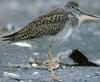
[67, 12, 80, 28]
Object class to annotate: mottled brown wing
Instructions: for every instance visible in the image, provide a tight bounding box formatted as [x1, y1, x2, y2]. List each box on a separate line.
[1, 8, 68, 42]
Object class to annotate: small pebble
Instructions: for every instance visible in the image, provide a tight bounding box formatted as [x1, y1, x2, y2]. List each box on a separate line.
[32, 52, 40, 56]
[86, 74, 90, 77]
[12, 42, 32, 49]
[32, 72, 40, 76]
[4, 72, 20, 79]
[31, 63, 38, 67]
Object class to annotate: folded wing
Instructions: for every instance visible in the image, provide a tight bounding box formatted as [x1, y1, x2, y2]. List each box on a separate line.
[1, 8, 68, 43]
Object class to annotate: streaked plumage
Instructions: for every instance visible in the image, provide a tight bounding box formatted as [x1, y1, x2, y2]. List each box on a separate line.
[1, 0, 98, 44]
[1, 2, 80, 44]
[1, 1, 98, 80]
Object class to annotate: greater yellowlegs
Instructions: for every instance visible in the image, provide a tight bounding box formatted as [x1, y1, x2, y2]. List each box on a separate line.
[1, 0, 98, 80]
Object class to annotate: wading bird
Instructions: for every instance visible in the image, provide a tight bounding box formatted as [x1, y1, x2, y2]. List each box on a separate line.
[1, 0, 98, 81]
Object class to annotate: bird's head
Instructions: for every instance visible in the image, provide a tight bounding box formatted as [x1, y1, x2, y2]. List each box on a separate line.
[65, 0, 99, 22]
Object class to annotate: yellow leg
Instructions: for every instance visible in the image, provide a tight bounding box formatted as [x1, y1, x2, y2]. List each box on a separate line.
[48, 45, 61, 81]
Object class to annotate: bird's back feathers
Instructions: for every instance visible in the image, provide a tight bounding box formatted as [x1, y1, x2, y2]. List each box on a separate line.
[1, 8, 68, 43]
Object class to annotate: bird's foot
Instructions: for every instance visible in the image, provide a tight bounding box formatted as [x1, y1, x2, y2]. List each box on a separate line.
[51, 75, 63, 81]
[50, 65, 63, 81]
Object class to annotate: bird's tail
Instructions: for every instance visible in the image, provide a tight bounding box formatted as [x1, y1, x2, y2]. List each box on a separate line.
[0, 32, 18, 43]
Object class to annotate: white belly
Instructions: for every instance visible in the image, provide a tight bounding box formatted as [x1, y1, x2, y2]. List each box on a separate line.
[48, 27, 73, 45]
